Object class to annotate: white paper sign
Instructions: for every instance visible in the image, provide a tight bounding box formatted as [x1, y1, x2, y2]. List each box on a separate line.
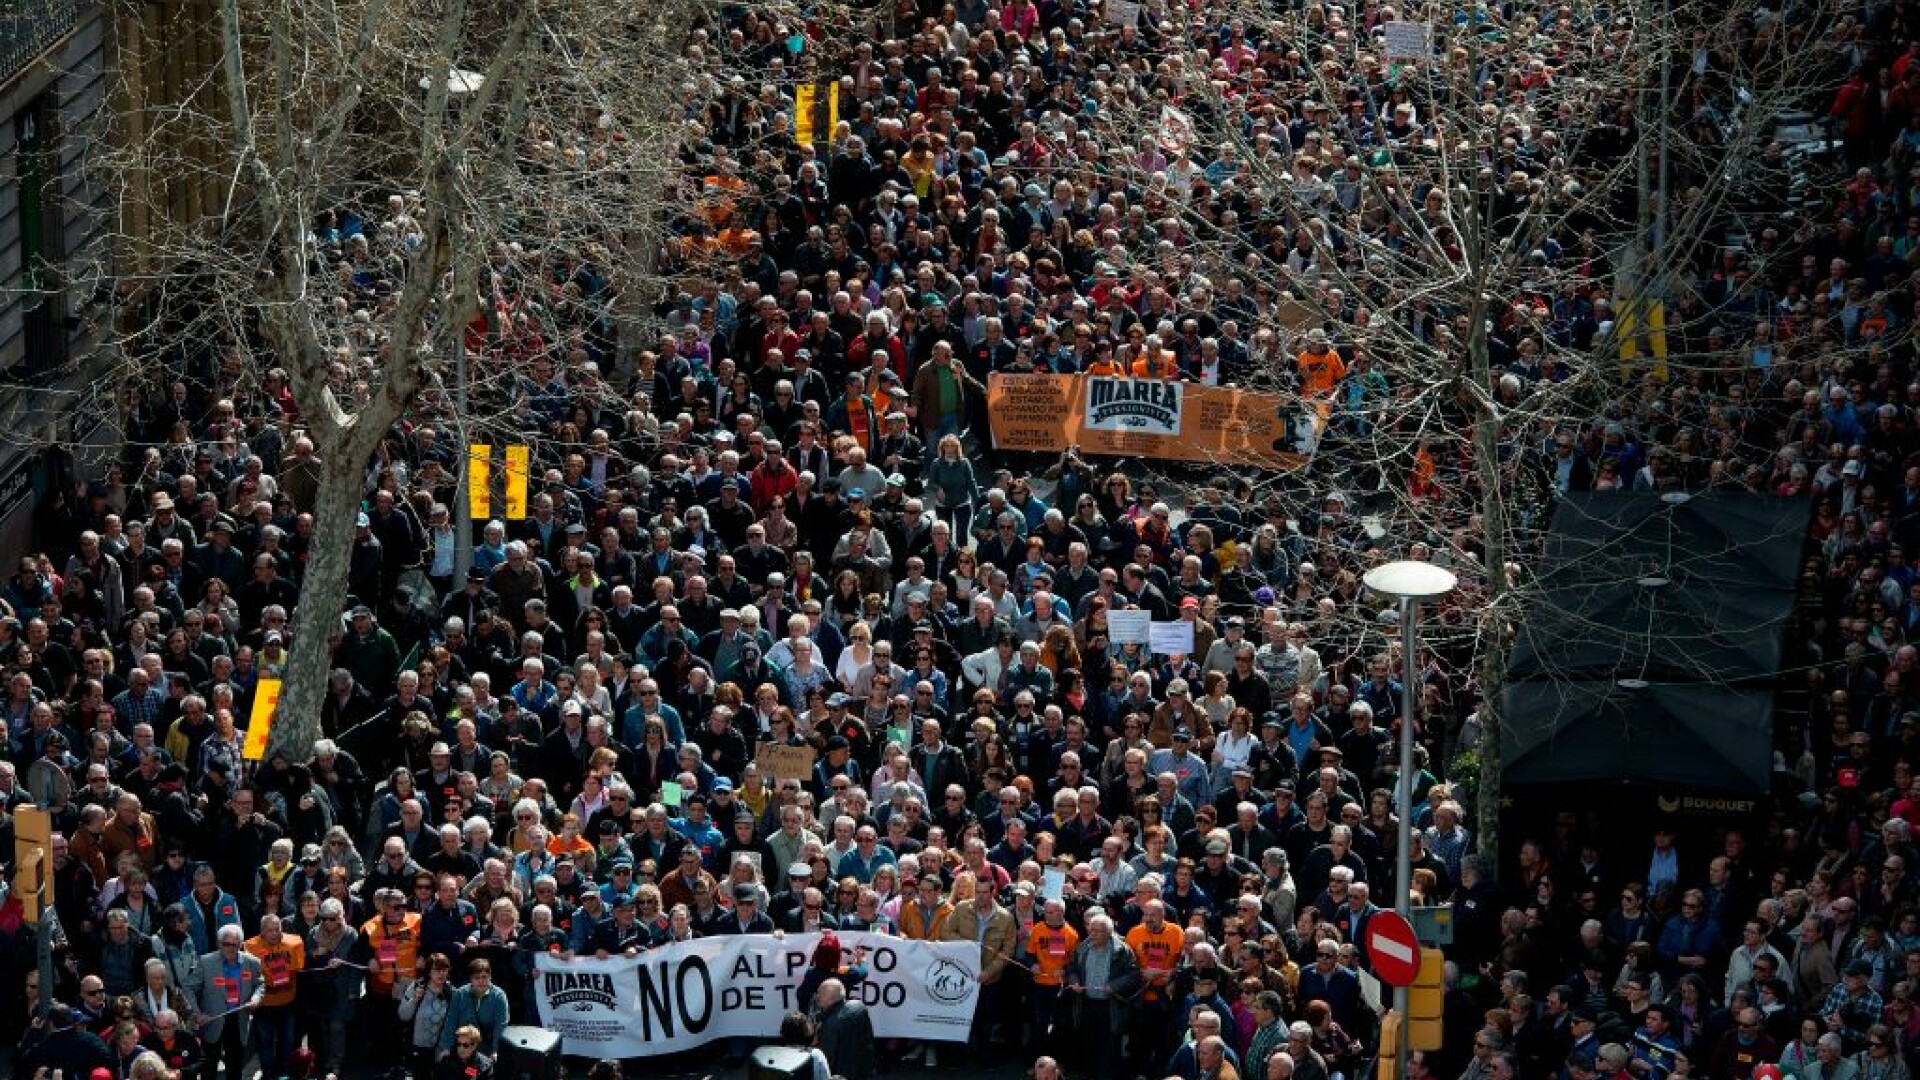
[1108, 0, 1140, 26]
[1149, 620, 1195, 656]
[1108, 608, 1152, 644]
[535, 933, 980, 1055]
[1042, 867, 1068, 901]
[1383, 21, 1432, 60]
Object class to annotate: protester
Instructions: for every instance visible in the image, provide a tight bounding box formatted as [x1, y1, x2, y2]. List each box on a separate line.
[6, 0, 1919, 1074]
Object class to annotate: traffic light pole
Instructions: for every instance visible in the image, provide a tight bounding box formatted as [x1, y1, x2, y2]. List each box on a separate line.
[36, 916, 52, 1020]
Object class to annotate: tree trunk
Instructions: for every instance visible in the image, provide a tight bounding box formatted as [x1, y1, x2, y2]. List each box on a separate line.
[270, 437, 367, 758]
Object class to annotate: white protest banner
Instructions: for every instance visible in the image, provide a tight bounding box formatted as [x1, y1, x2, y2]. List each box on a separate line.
[1382, 20, 1432, 60]
[535, 932, 979, 1057]
[1108, 0, 1140, 26]
[1107, 608, 1151, 645]
[1149, 620, 1195, 656]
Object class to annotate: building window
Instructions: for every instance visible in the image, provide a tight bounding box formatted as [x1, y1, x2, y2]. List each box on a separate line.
[17, 99, 64, 374]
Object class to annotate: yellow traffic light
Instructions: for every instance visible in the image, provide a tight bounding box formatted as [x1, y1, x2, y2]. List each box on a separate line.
[1408, 948, 1446, 1051]
[13, 806, 52, 924]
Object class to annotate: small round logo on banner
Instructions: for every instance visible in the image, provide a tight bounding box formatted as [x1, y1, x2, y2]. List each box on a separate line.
[925, 958, 971, 1005]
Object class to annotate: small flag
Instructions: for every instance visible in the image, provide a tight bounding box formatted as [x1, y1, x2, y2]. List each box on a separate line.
[468, 445, 492, 519]
[503, 445, 531, 520]
[796, 84, 817, 146]
[242, 678, 283, 761]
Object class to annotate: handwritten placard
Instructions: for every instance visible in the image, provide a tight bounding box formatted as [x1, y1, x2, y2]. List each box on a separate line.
[754, 743, 818, 783]
[1149, 620, 1195, 657]
[1383, 20, 1432, 60]
[1108, 608, 1151, 645]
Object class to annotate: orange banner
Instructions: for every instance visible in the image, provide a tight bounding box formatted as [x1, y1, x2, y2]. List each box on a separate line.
[986, 373, 1314, 468]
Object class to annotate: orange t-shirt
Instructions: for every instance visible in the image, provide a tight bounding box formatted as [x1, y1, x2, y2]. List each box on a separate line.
[1130, 349, 1179, 379]
[1297, 348, 1347, 396]
[246, 935, 306, 1008]
[1125, 922, 1185, 998]
[1029, 921, 1080, 986]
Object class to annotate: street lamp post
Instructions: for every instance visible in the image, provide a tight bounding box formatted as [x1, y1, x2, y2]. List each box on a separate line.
[420, 69, 485, 584]
[1361, 560, 1458, 1080]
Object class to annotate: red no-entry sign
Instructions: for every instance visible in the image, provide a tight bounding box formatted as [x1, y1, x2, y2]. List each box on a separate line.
[1367, 910, 1422, 987]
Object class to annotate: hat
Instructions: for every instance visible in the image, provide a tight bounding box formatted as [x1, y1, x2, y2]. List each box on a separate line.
[1273, 779, 1296, 794]
[887, 473, 907, 488]
[611, 863, 634, 874]
[713, 778, 734, 794]
[735, 882, 760, 901]
[735, 808, 756, 823]
[92, 1069, 113, 1080]
[1254, 586, 1277, 604]
[790, 862, 813, 879]
[210, 518, 234, 533]
[1205, 838, 1229, 855]
[720, 608, 741, 621]
[301, 844, 323, 863]
[1844, 460, 1864, 477]
[827, 693, 853, 708]
[356, 512, 370, 527]
[349, 605, 373, 619]
[1847, 958, 1874, 977]
[847, 488, 866, 501]
[566, 522, 587, 534]
[1225, 616, 1246, 628]
[466, 566, 489, 582]
[1180, 596, 1200, 609]
[913, 619, 934, 632]
[1173, 726, 1194, 741]
[1231, 765, 1254, 779]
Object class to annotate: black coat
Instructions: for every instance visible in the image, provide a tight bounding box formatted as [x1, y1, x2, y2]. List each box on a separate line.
[814, 999, 876, 1080]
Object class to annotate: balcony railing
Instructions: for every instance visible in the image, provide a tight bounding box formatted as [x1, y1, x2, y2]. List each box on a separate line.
[0, 0, 89, 86]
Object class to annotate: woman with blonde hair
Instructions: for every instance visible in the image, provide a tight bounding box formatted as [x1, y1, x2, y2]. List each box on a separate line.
[836, 620, 877, 689]
[925, 433, 980, 539]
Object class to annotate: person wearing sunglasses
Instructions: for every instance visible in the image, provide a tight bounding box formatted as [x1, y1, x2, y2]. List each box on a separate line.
[435, 1023, 495, 1080]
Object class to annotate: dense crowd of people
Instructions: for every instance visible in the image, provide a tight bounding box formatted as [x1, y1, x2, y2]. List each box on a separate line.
[4, 0, 1919, 1077]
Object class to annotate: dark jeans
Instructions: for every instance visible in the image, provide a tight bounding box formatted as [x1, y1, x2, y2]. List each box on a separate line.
[211, 1019, 248, 1080]
[253, 1003, 296, 1080]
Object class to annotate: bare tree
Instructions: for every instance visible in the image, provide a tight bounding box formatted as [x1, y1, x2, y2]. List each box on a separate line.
[1078, 0, 1833, 852]
[87, 0, 809, 756]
